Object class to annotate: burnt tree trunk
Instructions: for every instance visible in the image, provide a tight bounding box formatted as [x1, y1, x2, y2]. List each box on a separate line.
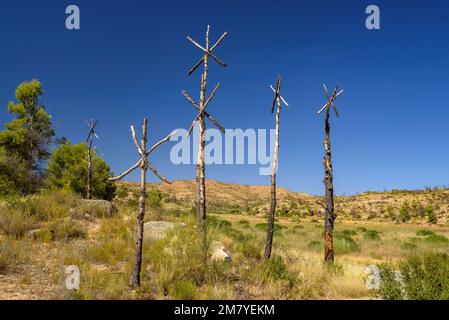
[86, 136, 93, 200]
[264, 101, 280, 260]
[129, 119, 148, 289]
[323, 108, 335, 262]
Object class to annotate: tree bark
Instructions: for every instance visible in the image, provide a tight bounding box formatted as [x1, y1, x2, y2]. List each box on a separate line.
[129, 119, 148, 289]
[323, 108, 335, 262]
[264, 101, 280, 260]
[86, 136, 93, 199]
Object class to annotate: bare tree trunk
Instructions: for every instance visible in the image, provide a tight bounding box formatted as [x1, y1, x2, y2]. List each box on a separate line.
[25, 116, 35, 195]
[195, 27, 209, 240]
[323, 109, 335, 262]
[264, 103, 280, 260]
[130, 119, 148, 289]
[86, 137, 93, 200]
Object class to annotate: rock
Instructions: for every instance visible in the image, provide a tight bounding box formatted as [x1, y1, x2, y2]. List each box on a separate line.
[71, 199, 117, 219]
[211, 241, 232, 263]
[143, 221, 176, 242]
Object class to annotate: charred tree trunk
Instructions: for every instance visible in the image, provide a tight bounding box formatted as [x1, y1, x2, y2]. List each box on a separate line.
[86, 137, 93, 200]
[129, 119, 148, 289]
[323, 108, 335, 262]
[264, 101, 280, 260]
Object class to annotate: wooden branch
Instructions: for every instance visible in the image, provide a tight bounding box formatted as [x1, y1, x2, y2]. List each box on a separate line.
[210, 32, 228, 51]
[147, 130, 178, 157]
[131, 125, 146, 159]
[271, 77, 281, 113]
[317, 89, 344, 114]
[110, 160, 142, 181]
[270, 85, 289, 107]
[182, 91, 224, 133]
[143, 158, 172, 184]
[204, 82, 221, 108]
[188, 57, 204, 76]
[187, 36, 227, 67]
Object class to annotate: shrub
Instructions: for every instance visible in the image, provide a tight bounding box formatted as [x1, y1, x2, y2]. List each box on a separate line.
[0, 208, 34, 238]
[261, 256, 296, 286]
[424, 234, 449, 244]
[169, 279, 199, 300]
[238, 219, 249, 226]
[0, 238, 28, 274]
[364, 229, 381, 241]
[379, 252, 449, 300]
[255, 223, 283, 232]
[356, 227, 367, 233]
[425, 205, 437, 224]
[367, 212, 377, 220]
[308, 240, 321, 250]
[416, 230, 435, 237]
[50, 219, 87, 242]
[399, 201, 411, 222]
[334, 233, 360, 255]
[238, 239, 262, 260]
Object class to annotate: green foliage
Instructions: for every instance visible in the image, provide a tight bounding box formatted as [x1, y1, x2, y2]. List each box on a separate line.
[147, 189, 166, 208]
[399, 201, 411, 222]
[255, 223, 283, 232]
[0, 80, 55, 194]
[364, 229, 381, 241]
[424, 234, 449, 244]
[334, 232, 360, 255]
[416, 230, 435, 237]
[262, 256, 296, 282]
[379, 252, 449, 300]
[49, 219, 87, 242]
[425, 205, 437, 224]
[46, 142, 116, 200]
[169, 280, 199, 300]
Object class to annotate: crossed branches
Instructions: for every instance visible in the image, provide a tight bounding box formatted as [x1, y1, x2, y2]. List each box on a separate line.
[181, 25, 228, 239]
[317, 84, 343, 117]
[110, 121, 176, 183]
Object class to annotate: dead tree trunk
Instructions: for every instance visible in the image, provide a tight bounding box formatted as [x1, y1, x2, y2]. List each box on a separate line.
[183, 25, 227, 245]
[129, 119, 148, 288]
[316, 83, 343, 263]
[86, 136, 93, 200]
[323, 108, 335, 262]
[264, 104, 280, 260]
[110, 119, 175, 289]
[264, 76, 289, 260]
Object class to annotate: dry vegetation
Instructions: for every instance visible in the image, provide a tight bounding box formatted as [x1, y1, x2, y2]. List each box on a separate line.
[0, 181, 448, 300]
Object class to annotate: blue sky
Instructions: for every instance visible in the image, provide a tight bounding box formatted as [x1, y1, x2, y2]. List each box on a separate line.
[0, 0, 448, 195]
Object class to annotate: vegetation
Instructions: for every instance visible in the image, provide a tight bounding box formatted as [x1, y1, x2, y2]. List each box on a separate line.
[46, 141, 116, 200]
[379, 252, 449, 300]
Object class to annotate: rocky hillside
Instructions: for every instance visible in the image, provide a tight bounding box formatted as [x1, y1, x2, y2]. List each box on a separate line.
[115, 180, 449, 225]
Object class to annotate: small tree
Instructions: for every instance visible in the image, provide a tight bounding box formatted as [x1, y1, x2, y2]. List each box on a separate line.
[426, 205, 437, 224]
[0, 80, 55, 194]
[47, 141, 116, 200]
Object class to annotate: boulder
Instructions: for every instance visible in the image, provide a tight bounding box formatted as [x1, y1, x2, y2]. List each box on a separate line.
[143, 221, 176, 242]
[211, 241, 232, 263]
[71, 199, 117, 219]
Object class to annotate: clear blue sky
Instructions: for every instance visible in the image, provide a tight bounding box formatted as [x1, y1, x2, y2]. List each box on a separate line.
[0, 0, 448, 195]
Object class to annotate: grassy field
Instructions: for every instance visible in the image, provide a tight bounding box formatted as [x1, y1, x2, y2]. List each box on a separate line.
[0, 183, 449, 300]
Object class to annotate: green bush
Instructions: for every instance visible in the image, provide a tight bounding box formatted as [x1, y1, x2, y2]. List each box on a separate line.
[169, 280, 199, 300]
[424, 234, 449, 244]
[364, 229, 381, 241]
[334, 233, 360, 255]
[50, 219, 87, 242]
[425, 205, 437, 224]
[238, 219, 249, 226]
[379, 252, 449, 300]
[261, 256, 296, 286]
[416, 230, 435, 237]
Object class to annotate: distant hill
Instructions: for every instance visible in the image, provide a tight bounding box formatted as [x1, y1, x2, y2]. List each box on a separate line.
[115, 180, 449, 225]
